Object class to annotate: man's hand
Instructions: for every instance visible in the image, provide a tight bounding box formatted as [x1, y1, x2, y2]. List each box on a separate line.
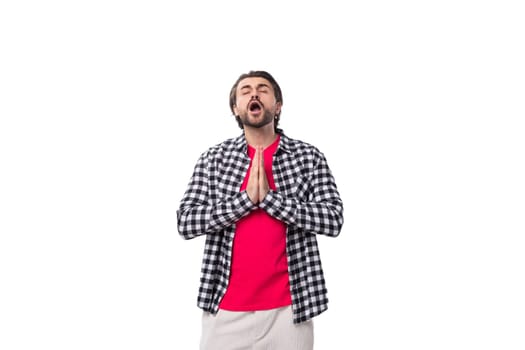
[257, 146, 270, 203]
[246, 146, 269, 205]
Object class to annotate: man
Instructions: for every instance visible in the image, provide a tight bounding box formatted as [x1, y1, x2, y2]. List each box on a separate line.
[177, 71, 344, 349]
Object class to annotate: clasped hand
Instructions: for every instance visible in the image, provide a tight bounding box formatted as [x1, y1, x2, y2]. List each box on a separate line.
[246, 146, 269, 205]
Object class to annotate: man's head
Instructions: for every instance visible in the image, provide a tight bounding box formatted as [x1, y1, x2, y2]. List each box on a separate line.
[229, 71, 283, 132]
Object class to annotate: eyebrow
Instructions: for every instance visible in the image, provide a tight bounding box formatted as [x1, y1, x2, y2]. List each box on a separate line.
[239, 83, 271, 90]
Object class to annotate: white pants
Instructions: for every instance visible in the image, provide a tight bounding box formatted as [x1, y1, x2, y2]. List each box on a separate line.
[200, 306, 314, 350]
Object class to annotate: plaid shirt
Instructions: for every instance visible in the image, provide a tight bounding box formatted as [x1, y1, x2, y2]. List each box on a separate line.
[177, 132, 344, 324]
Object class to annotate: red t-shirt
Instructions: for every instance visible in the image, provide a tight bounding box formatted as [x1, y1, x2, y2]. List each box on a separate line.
[219, 135, 292, 311]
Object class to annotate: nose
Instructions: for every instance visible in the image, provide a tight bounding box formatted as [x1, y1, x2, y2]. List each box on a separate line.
[251, 94, 259, 100]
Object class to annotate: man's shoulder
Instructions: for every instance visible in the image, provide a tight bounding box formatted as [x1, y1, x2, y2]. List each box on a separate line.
[280, 132, 323, 156]
[200, 135, 243, 158]
[211, 134, 242, 150]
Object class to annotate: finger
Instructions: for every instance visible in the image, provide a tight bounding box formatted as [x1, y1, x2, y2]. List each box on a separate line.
[246, 152, 259, 204]
[258, 147, 269, 201]
[259, 146, 264, 169]
[257, 147, 263, 185]
[253, 148, 259, 179]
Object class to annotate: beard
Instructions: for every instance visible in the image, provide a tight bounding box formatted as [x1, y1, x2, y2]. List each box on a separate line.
[236, 109, 274, 129]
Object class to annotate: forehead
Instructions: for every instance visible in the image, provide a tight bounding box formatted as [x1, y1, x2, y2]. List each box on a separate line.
[237, 77, 273, 90]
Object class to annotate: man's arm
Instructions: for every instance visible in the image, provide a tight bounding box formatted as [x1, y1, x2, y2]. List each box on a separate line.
[259, 150, 344, 237]
[177, 152, 256, 240]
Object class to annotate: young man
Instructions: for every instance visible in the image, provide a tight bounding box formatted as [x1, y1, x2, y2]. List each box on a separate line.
[177, 71, 344, 349]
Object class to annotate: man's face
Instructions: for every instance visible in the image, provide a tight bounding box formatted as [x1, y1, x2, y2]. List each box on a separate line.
[233, 77, 281, 130]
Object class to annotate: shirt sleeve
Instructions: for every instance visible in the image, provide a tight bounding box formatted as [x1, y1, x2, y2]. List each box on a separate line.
[177, 151, 256, 240]
[259, 150, 344, 237]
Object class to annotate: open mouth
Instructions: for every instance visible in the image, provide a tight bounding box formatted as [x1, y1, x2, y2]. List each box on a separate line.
[248, 101, 262, 112]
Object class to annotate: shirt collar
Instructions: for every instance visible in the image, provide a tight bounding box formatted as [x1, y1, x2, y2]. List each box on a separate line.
[234, 130, 291, 154]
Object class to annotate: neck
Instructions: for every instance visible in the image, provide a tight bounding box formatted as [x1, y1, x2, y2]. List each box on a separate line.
[244, 125, 277, 148]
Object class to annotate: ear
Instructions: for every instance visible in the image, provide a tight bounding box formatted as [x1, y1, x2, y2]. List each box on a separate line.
[233, 105, 239, 116]
[275, 102, 282, 115]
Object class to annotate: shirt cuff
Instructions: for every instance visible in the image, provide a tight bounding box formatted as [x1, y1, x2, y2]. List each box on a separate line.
[238, 190, 258, 214]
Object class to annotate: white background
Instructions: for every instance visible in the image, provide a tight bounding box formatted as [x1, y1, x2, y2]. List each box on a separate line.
[1, 0, 524, 349]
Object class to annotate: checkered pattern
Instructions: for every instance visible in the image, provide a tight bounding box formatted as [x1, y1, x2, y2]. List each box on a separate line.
[177, 132, 344, 324]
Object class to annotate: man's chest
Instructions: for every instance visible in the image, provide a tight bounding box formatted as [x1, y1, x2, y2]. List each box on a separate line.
[210, 152, 313, 200]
